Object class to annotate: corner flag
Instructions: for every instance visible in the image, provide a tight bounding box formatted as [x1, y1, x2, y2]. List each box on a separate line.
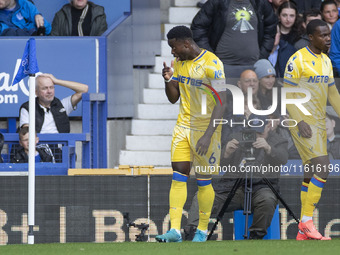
[13, 38, 40, 245]
[13, 38, 39, 84]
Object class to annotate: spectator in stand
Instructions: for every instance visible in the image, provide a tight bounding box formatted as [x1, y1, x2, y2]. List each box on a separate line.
[294, 9, 322, 50]
[19, 74, 88, 162]
[278, 1, 303, 45]
[10, 126, 54, 163]
[51, 0, 107, 36]
[268, 0, 288, 13]
[294, 0, 322, 15]
[191, 0, 277, 83]
[0, 0, 51, 36]
[269, 1, 302, 77]
[253, 59, 280, 111]
[335, 0, 340, 16]
[330, 19, 340, 79]
[326, 113, 340, 159]
[253, 58, 300, 159]
[320, 0, 339, 30]
[0, 132, 3, 163]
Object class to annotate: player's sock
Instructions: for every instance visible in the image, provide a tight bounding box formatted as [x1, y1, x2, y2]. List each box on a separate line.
[303, 174, 326, 217]
[169, 171, 188, 230]
[196, 178, 214, 231]
[173, 229, 181, 235]
[301, 216, 312, 223]
[300, 181, 309, 220]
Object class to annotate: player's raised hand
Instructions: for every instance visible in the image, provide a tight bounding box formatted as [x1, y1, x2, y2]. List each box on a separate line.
[297, 120, 312, 138]
[162, 61, 174, 81]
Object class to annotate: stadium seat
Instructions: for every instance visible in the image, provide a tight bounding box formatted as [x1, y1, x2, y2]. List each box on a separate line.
[233, 205, 280, 240]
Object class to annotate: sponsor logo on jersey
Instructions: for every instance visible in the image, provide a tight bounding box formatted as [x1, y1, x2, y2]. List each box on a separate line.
[307, 75, 329, 83]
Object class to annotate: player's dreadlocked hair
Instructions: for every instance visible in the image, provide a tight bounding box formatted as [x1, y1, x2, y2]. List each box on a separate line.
[306, 19, 328, 36]
[167, 26, 193, 41]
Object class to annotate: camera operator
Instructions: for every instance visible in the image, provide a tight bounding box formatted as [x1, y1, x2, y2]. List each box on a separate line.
[186, 120, 288, 239]
[185, 70, 288, 240]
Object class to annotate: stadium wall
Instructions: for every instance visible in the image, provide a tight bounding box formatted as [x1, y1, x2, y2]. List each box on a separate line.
[0, 176, 339, 244]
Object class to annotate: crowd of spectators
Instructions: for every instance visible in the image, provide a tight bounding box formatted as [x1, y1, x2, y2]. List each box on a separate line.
[193, 0, 340, 160]
[0, 0, 107, 36]
[0, 0, 100, 163]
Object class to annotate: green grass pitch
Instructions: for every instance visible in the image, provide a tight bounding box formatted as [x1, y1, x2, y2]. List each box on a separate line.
[1, 239, 340, 255]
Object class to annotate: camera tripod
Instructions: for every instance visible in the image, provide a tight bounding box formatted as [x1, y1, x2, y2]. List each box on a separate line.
[207, 152, 300, 240]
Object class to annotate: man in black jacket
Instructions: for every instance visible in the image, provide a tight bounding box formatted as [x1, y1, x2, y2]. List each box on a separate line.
[191, 0, 277, 82]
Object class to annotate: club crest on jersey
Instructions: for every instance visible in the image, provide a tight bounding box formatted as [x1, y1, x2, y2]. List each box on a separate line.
[16, 12, 24, 20]
[213, 59, 217, 65]
[287, 62, 294, 72]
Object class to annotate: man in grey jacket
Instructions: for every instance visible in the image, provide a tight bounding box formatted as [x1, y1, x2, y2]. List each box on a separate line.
[51, 0, 107, 36]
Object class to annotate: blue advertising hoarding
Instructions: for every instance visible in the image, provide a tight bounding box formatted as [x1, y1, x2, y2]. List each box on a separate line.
[0, 38, 101, 117]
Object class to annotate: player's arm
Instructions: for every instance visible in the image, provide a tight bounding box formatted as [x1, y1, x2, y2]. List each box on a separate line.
[328, 84, 340, 117]
[163, 61, 180, 104]
[39, 73, 88, 108]
[283, 60, 304, 123]
[283, 58, 312, 138]
[196, 58, 226, 155]
[196, 89, 227, 156]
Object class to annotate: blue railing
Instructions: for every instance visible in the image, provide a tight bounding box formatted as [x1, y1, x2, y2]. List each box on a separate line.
[0, 92, 106, 174]
[0, 133, 89, 175]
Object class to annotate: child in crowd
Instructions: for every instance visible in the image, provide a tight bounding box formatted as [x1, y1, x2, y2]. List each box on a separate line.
[10, 126, 54, 163]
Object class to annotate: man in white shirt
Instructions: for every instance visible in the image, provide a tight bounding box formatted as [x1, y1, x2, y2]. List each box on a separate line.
[19, 73, 88, 161]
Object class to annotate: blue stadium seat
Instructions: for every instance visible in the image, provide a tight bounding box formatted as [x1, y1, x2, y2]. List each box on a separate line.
[233, 205, 280, 240]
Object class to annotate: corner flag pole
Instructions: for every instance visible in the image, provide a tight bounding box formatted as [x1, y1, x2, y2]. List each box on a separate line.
[13, 38, 39, 245]
[28, 74, 36, 245]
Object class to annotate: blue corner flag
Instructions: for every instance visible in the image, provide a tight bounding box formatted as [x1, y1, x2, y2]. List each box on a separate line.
[13, 38, 39, 85]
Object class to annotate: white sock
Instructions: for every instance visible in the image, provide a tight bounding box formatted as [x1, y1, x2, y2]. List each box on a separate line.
[197, 228, 208, 234]
[301, 216, 312, 223]
[171, 229, 181, 235]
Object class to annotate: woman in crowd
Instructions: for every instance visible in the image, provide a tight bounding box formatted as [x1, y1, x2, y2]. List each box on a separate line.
[320, 0, 339, 30]
[269, 1, 302, 77]
[254, 59, 278, 111]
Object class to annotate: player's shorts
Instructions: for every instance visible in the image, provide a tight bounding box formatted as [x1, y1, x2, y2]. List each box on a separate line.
[171, 125, 221, 175]
[290, 125, 327, 164]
